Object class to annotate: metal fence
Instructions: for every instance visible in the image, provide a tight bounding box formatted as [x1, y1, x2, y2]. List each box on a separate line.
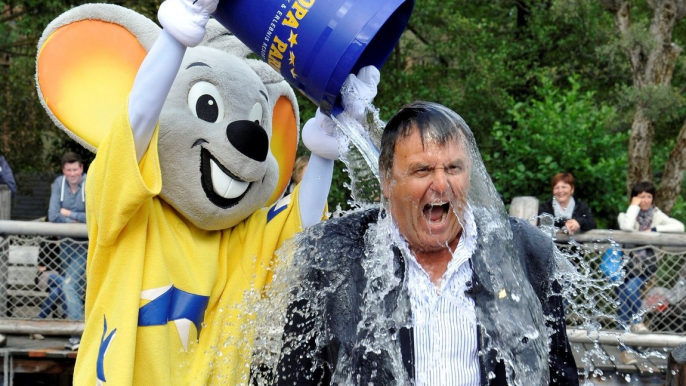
[1, 235, 87, 321]
[0, 220, 87, 335]
[556, 230, 686, 335]
[1, 219, 686, 339]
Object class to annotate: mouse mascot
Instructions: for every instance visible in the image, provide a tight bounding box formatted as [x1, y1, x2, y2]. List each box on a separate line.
[35, 0, 379, 384]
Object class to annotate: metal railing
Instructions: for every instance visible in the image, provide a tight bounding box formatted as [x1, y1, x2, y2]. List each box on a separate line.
[0, 220, 86, 335]
[556, 229, 686, 343]
[0, 218, 685, 343]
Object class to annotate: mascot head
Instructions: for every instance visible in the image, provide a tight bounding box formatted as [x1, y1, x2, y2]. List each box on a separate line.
[36, 4, 299, 230]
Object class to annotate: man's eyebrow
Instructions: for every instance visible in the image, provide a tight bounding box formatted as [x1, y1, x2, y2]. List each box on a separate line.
[186, 62, 211, 69]
[409, 161, 432, 170]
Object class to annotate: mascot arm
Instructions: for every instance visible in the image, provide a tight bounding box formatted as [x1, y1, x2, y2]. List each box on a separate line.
[128, 0, 218, 162]
[298, 154, 334, 228]
[298, 66, 380, 228]
[128, 30, 185, 162]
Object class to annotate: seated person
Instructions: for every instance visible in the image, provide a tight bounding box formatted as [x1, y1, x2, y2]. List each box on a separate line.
[618, 181, 684, 233]
[538, 172, 596, 235]
[615, 181, 684, 362]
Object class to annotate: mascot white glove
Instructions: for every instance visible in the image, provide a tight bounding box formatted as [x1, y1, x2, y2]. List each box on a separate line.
[302, 66, 381, 160]
[158, 0, 218, 47]
[341, 66, 381, 121]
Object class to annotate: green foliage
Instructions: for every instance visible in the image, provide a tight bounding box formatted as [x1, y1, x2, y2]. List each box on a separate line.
[0, 0, 159, 173]
[2, 0, 686, 226]
[483, 75, 628, 228]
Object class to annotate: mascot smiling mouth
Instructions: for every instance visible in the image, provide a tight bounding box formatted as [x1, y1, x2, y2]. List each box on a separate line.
[200, 148, 252, 208]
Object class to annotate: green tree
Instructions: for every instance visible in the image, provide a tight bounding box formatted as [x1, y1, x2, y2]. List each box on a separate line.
[0, 1, 159, 173]
[598, 0, 686, 213]
[484, 75, 627, 228]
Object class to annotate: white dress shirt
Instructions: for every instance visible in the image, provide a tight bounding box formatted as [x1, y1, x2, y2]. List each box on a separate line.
[392, 209, 480, 386]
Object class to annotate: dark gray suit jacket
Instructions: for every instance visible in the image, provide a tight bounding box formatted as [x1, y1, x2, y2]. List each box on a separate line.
[272, 208, 579, 386]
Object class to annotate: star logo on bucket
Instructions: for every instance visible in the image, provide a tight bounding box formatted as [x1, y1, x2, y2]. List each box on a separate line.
[289, 51, 296, 65]
[291, 68, 297, 79]
[288, 31, 298, 47]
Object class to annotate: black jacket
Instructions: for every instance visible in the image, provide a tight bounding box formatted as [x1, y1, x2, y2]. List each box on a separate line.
[271, 208, 579, 386]
[538, 198, 596, 232]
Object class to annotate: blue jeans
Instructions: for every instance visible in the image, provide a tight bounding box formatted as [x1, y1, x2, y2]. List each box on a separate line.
[616, 275, 647, 325]
[61, 239, 87, 321]
[38, 273, 67, 319]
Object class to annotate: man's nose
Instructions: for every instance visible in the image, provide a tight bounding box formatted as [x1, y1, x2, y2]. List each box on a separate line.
[431, 170, 450, 192]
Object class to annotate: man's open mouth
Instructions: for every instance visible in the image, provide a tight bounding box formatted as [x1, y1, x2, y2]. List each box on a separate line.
[423, 202, 450, 223]
[200, 148, 252, 208]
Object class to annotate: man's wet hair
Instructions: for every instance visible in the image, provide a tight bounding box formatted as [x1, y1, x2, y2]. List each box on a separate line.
[379, 101, 468, 178]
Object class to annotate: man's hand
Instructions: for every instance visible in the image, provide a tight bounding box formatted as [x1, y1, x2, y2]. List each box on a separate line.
[158, 0, 219, 47]
[60, 208, 72, 218]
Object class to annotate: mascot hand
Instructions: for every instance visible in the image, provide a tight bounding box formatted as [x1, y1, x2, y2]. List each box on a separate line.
[302, 109, 340, 160]
[158, 0, 219, 47]
[302, 66, 381, 160]
[341, 66, 381, 121]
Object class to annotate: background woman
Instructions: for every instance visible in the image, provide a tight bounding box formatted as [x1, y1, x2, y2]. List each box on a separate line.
[538, 172, 596, 235]
[615, 181, 684, 349]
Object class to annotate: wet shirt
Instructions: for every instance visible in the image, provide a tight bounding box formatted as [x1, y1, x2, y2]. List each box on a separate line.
[393, 209, 480, 386]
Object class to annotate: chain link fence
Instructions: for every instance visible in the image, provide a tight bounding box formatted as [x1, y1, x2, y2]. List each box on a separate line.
[0, 234, 87, 322]
[0, 219, 88, 334]
[1, 217, 686, 339]
[560, 239, 686, 334]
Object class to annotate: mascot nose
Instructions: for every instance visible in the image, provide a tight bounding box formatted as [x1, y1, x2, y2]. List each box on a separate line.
[226, 120, 269, 162]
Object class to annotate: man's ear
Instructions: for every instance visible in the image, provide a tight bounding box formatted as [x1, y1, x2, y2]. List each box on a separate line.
[380, 172, 392, 201]
[35, 4, 160, 152]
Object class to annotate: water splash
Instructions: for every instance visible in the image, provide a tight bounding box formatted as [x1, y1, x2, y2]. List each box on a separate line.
[245, 99, 574, 385]
[331, 103, 384, 206]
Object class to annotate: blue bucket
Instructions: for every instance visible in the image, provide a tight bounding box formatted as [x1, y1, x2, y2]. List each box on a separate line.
[213, 0, 414, 114]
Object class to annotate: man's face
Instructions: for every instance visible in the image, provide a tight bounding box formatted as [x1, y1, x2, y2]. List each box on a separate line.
[383, 127, 470, 254]
[62, 161, 83, 186]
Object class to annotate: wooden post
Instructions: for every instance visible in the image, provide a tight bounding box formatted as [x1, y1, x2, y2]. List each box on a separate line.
[509, 196, 539, 226]
[0, 185, 10, 220]
[666, 343, 686, 386]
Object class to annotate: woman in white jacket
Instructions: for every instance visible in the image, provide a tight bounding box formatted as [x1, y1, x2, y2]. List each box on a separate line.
[618, 181, 685, 233]
[615, 181, 684, 364]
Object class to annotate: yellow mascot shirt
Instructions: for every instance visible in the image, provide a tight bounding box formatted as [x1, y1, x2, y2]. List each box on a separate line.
[73, 107, 304, 385]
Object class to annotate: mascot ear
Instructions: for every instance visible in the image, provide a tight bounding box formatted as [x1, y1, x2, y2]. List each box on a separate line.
[267, 92, 299, 206]
[248, 60, 300, 207]
[36, 4, 160, 152]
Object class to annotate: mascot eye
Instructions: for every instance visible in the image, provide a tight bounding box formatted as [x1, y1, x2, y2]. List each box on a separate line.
[248, 103, 262, 126]
[188, 81, 225, 123]
[249, 103, 263, 126]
